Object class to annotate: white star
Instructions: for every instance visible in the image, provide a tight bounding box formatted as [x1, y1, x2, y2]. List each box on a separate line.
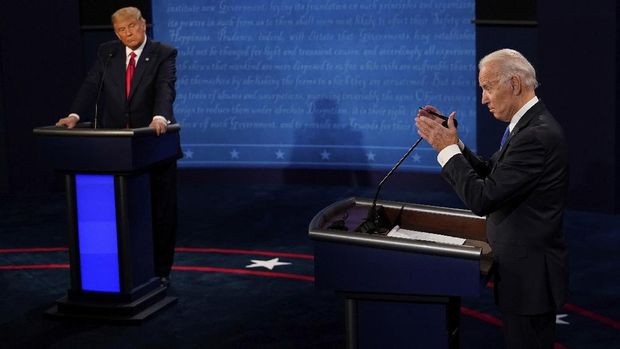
[275, 149, 285, 159]
[245, 258, 291, 270]
[320, 150, 331, 160]
[412, 153, 421, 162]
[556, 314, 570, 325]
[366, 151, 376, 161]
[230, 149, 240, 159]
[184, 149, 194, 159]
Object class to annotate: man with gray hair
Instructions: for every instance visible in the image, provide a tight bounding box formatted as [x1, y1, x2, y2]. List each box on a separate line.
[416, 48, 569, 348]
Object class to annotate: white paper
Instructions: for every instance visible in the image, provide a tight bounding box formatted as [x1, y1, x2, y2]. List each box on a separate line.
[387, 225, 466, 245]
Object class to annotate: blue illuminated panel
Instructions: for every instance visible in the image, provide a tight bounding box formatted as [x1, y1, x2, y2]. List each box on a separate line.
[75, 174, 120, 292]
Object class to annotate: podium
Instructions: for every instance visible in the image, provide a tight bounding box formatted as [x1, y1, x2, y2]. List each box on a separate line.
[33, 123, 180, 323]
[309, 197, 492, 349]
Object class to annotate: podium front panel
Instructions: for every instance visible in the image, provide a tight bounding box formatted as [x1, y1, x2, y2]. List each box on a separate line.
[75, 174, 120, 292]
[34, 124, 179, 321]
[314, 240, 481, 296]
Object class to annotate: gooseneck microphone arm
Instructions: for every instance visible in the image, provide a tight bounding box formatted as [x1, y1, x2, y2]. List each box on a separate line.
[93, 51, 115, 129]
[367, 137, 423, 229]
[358, 111, 458, 234]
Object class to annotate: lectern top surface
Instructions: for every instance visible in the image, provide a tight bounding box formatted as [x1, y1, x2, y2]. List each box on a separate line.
[33, 124, 180, 137]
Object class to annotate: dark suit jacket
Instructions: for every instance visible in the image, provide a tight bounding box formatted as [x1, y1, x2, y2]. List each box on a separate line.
[70, 39, 177, 128]
[441, 101, 569, 315]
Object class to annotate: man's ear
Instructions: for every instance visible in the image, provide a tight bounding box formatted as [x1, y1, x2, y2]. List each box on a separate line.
[511, 76, 522, 95]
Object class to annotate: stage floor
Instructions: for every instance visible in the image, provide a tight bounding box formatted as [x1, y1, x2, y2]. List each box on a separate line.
[1, 181, 619, 348]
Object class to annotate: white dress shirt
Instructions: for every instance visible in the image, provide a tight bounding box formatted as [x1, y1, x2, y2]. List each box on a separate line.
[437, 96, 539, 167]
[70, 37, 169, 125]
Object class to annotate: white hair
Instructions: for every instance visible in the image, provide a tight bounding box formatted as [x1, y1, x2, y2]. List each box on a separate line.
[479, 49, 539, 89]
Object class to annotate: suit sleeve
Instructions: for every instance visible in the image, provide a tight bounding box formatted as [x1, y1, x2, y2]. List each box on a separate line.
[152, 47, 177, 122]
[442, 129, 546, 216]
[461, 146, 493, 178]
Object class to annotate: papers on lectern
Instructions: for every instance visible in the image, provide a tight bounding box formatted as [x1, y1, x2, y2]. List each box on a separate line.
[387, 225, 466, 246]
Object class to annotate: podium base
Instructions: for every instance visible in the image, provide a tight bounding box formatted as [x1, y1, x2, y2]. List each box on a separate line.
[45, 286, 177, 324]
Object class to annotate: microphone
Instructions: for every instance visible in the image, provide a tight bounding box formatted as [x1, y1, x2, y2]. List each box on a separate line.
[93, 50, 116, 129]
[357, 111, 458, 234]
[357, 137, 423, 234]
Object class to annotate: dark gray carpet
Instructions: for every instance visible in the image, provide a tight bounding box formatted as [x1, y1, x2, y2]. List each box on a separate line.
[1, 178, 619, 348]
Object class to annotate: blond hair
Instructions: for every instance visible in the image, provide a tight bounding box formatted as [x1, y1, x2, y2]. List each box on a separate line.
[111, 7, 145, 25]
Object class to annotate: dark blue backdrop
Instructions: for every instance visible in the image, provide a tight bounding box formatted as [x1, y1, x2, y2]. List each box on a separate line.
[0, 0, 618, 213]
[152, 0, 476, 172]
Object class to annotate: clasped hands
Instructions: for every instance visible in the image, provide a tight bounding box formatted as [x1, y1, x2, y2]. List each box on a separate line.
[415, 105, 459, 152]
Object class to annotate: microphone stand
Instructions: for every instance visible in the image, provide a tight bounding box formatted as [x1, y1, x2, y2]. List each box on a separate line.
[93, 52, 114, 129]
[359, 137, 423, 234]
[358, 111, 457, 234]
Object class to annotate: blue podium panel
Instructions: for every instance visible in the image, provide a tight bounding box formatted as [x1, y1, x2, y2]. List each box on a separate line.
[75, 174, 120, 293]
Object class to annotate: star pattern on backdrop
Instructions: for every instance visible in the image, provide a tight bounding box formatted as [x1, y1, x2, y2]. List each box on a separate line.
[275, 149, 285, 159]
[245, 258, 291, 270]
[184, 149, 194, 159]
[412, 153, 421, 162]
[320, 150, 331, 160]
[366, 151, 376, 161]
[230, 149, 240, 159]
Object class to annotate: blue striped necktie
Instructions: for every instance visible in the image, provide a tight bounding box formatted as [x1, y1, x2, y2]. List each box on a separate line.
[500, 126, 510, 149]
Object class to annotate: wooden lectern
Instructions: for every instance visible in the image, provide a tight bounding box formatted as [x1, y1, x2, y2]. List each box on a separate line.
[33, 123, 180, 323]
[309, 197, 492, 349]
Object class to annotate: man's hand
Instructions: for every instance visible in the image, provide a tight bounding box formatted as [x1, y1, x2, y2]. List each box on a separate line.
[55, 115, 78, 128]
[417, 105, 447, 126]
[415, 110, 459, 152]
[149, 118, 168, 136]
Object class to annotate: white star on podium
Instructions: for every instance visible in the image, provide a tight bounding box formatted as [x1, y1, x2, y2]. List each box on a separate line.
[556, 314, 569, 325]
[245, 258, 291, 270]
[230, 149, 240, 159]
[320, 150, 331, 160]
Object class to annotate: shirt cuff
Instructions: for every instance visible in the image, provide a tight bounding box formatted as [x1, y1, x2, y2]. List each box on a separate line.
[153, 115, 170, 124]
[437, 144, 462, 167]
[68, 113, 80, 121]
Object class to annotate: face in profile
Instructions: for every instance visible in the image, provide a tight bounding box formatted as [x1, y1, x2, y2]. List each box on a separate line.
[113, 17, 146, 50]
[478, 63, 518, 122]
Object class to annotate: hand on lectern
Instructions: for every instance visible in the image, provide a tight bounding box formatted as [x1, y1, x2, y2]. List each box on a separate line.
[55, 114, 79, 128]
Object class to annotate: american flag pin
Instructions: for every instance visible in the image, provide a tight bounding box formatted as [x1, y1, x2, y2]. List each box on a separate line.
[145, 57, 150, 62]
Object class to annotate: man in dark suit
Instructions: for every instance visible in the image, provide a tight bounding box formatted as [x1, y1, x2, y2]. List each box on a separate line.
[56, 7, 179, 285]
[416, 49, 569, 348]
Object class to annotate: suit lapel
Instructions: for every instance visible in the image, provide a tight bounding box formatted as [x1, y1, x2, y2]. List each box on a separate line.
[108, 43, 126, 103]
[491, 101, 546, 171]
[127, 40, 156, 101]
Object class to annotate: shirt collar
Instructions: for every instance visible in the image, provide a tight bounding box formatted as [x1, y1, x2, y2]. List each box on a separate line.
[508, 96, 538, 132]
[125, 37, 147, 62]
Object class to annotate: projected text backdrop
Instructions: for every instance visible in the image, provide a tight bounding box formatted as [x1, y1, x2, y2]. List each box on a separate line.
[152, 0, 475, 170]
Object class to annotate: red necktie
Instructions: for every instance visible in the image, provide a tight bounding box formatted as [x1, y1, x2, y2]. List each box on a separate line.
[125, 51, 136, 98]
